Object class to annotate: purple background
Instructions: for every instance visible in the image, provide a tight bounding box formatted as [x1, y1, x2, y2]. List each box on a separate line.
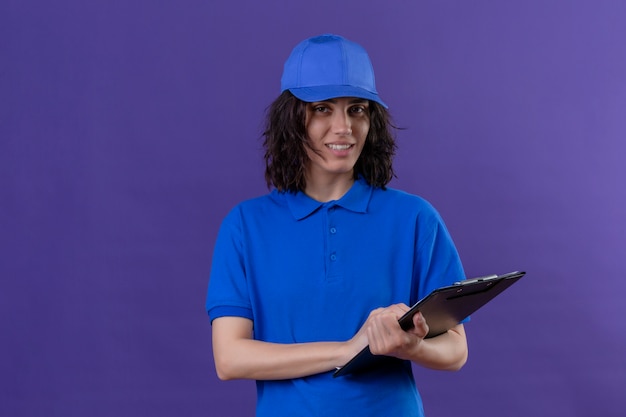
[2, 1, 625, 416]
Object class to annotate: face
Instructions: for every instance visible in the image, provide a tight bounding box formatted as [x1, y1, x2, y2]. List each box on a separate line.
[304, 97, 370, 182]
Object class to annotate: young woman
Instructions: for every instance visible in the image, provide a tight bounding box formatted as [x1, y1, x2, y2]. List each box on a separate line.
[206, 34, 468, 417]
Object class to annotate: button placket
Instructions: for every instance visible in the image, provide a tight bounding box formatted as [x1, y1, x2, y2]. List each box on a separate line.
[329, 221, 337, 261]
[327, 205, 340, 274]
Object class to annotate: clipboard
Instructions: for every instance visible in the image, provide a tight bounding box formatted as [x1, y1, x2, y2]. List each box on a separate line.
[333, 271, 525, 377]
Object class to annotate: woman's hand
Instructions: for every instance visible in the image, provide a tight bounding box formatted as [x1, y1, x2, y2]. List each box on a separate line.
[352, 304, 467, 371]
[357, 304, 429, 360]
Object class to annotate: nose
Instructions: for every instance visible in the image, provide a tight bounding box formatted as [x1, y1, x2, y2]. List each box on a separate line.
[332, 111, 352, 136]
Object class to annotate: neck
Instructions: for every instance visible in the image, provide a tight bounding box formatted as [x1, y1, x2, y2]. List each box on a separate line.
[304, 172, 355, 202]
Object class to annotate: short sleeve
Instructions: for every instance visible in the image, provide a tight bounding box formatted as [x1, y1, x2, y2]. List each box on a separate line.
[412, 205, 466, 305]
[206, 207, 254, 323]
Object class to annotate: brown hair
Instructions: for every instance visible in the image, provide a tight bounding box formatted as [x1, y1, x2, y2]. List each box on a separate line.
[263, 91, 397, 192]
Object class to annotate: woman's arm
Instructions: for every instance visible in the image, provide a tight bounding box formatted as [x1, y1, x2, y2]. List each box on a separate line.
[212, 303, 467, 381]
[211, 316, 365, 380]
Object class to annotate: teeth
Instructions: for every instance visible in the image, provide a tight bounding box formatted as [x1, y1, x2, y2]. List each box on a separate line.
[327, 144, 352, 150]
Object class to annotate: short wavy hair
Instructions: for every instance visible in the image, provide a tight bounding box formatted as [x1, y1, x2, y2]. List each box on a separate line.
[263, 91, 397, 192]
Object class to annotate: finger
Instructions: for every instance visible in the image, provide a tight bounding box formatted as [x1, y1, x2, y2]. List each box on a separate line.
[411, 312, 429, 338]
[367, 307, 386, 319]
[382, 303, 410, 319]
[392, 303, 410, 313]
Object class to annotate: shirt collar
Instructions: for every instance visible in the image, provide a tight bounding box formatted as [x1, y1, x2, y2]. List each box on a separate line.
[284, 177, 374, 220]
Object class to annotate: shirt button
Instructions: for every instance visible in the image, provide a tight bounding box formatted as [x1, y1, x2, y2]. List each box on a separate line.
[330, 253, 337, 261]
[330, 227, 337, 234]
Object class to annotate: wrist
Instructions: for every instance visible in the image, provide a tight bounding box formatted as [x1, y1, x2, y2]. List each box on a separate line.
[336, 338, 363, 369]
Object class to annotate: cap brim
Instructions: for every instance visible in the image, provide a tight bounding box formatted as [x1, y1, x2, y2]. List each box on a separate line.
[288, 85, 388, 108]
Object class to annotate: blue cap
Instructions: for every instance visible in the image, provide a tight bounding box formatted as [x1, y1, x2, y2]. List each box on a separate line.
[280, 34, 388, 108]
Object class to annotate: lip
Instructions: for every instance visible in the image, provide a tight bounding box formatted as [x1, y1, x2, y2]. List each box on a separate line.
[324, 143, 355, 157]
[325, 143, 354, 150]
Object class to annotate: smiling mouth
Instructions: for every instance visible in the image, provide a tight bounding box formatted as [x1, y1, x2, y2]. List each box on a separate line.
[326, 144, 353, 151]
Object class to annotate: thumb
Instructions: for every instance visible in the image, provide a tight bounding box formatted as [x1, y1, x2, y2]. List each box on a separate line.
[412, 312, 429, 338]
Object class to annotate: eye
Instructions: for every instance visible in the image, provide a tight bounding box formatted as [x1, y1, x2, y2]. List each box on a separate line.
[349, 105, 368, 114]
[312, 104, 330, 113]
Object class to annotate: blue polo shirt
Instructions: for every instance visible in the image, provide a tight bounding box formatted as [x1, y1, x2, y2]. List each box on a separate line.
[206, 178, 465, 417]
